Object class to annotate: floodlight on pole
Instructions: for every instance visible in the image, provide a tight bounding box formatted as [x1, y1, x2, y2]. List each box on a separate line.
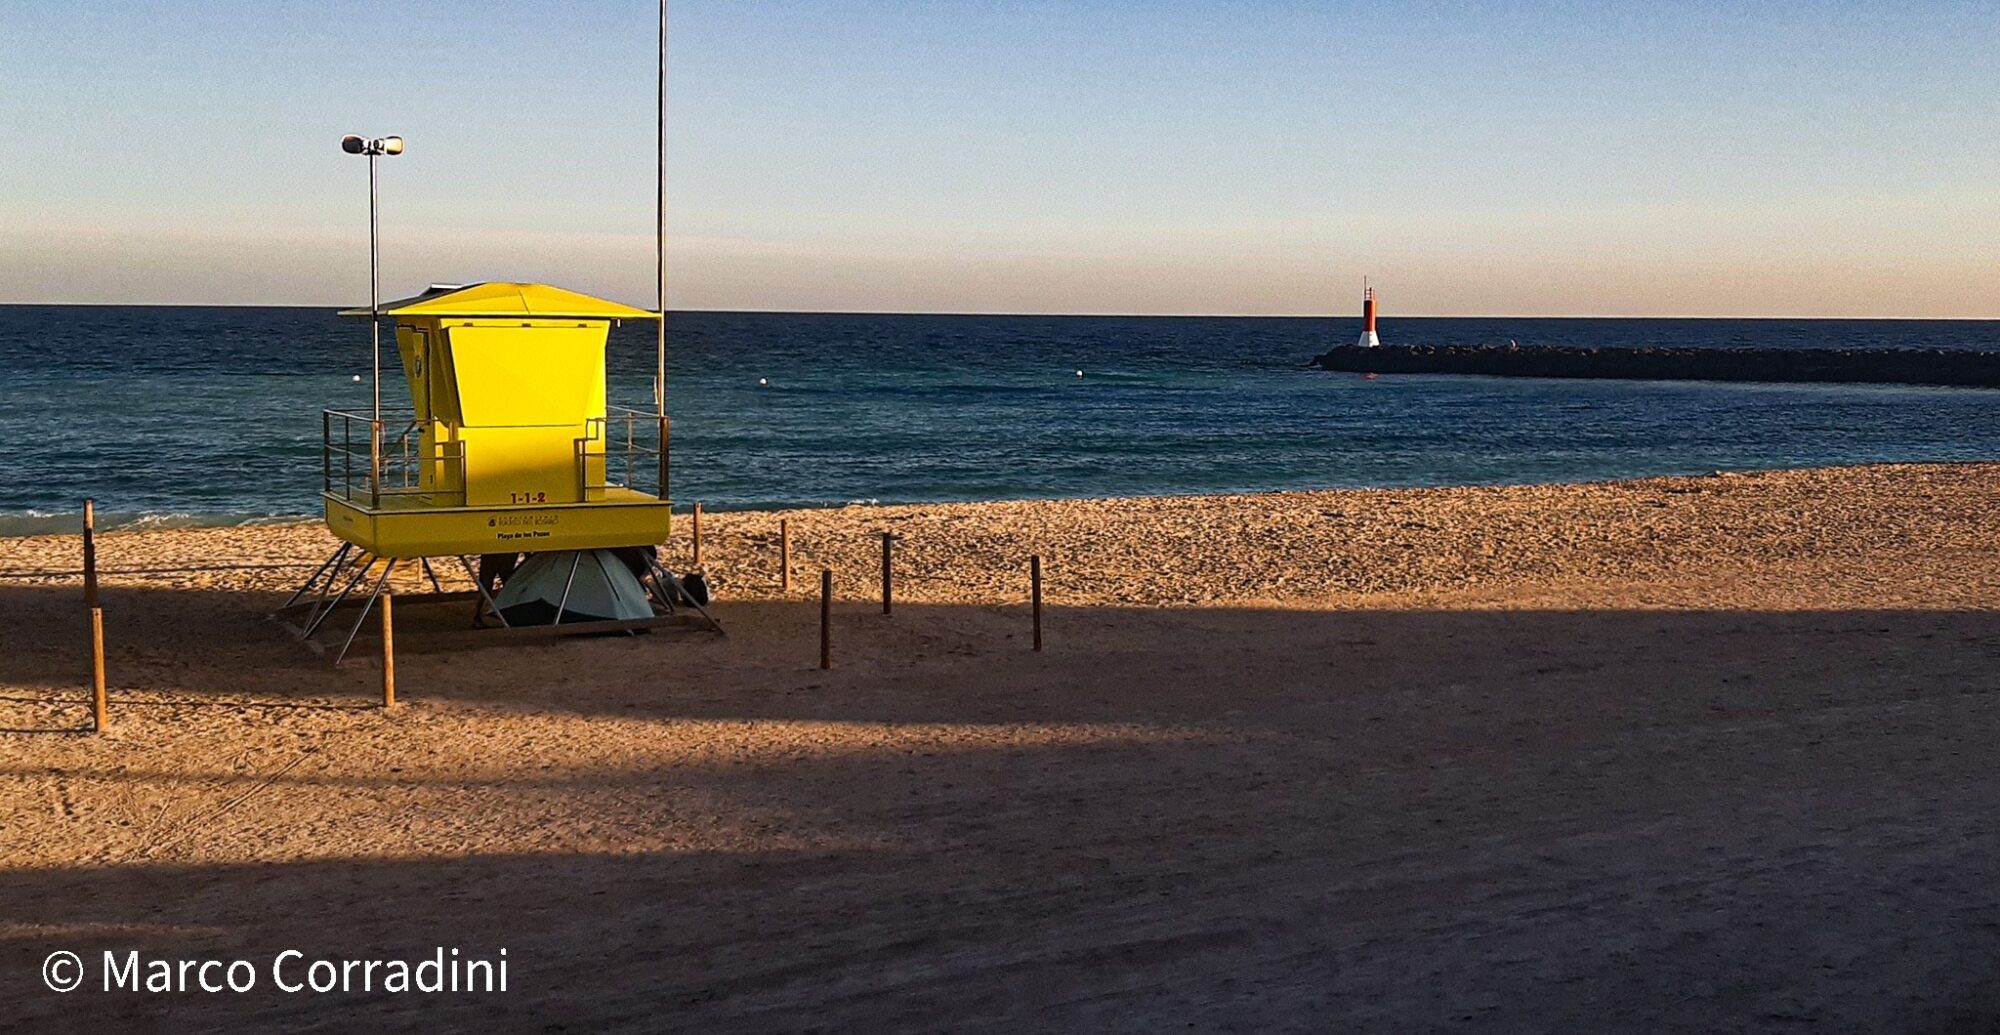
[342, 135, 402, 157]
[341, 132, 403, 501]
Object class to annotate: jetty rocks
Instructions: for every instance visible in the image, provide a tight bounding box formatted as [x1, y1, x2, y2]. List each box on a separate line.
[1311, 344, 2000, 388]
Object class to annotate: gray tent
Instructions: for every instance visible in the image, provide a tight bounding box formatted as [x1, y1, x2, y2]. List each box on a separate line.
[493, 550, 654, 626]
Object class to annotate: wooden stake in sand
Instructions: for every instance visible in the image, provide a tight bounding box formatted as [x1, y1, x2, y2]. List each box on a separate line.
[691, 502, 704, 568]
[84, 500, 107, 731]
[881, 532, 893, 615]
[380, 590, 396, 709]
[1031, 554, 1044, 652]
[781, 518, 793, 592]
[90, 607, 107, 732]
[82, 499, 98, 609]
[820, 568, 833, 670]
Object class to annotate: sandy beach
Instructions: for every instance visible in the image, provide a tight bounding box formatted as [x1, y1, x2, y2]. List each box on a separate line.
[5, 462, 2000, 1032]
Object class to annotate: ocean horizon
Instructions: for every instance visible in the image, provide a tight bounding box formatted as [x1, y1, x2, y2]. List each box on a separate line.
[5, 304, 1999, 536]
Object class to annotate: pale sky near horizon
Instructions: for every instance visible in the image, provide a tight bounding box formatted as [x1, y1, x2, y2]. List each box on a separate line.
[3, 0, 1997, 317]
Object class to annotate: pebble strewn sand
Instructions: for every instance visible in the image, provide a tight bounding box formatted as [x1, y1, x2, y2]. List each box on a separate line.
[4, 463, 2000, 1032]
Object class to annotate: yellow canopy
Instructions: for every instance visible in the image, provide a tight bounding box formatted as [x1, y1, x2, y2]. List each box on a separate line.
[339, 282, 659, 321]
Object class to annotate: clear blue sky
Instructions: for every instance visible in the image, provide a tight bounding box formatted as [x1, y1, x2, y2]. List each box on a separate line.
[4, 1, 1996, 315]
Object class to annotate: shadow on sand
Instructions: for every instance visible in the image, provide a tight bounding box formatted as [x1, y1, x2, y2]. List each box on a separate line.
[5, 581, 2000, 1031]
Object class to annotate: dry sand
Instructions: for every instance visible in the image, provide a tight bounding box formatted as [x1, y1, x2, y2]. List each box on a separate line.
[4, 463, 2000, 1032]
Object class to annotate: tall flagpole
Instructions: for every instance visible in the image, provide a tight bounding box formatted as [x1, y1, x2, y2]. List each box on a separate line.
[655, 0, 668, 421]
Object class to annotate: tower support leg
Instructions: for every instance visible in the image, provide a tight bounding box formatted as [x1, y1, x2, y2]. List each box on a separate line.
[457, 555, 511, 628]
[301, 551, 378, 640]
[332, 558, 397, 666]
[278, 542, 352, 612]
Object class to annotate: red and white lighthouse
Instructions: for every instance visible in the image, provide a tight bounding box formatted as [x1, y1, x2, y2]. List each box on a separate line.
[1357, 280, 1380, 348]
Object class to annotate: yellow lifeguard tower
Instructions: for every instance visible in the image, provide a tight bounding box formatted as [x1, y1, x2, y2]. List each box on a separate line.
[281, 11, 703, 662]
[325, 281, 669, 556]
[277, 282, 715, 660]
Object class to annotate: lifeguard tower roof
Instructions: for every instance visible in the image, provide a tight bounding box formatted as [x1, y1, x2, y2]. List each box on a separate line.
[338, 282, 659, 321]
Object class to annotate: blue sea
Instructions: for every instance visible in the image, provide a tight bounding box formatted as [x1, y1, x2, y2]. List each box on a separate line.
[4, 306, 1999, 535]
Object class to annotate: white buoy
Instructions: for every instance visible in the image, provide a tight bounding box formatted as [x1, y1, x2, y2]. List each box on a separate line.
[1075, 370, 1084, 378]
[758, 378, 768, 386]
[352, 375, 362, 382]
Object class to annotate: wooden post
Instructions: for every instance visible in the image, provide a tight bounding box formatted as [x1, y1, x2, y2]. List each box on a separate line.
[691, 501, 704, 568]
[780, 518, 792, 592]
[82, 499, 99, 609]
[84, 500, 106, 731]
[380, 590, 396, 709]
[90, 607, 107, 732]
[880, 532, 893, 615]
[819, 568, 833, 670]
[1030, 555, 1043, 652]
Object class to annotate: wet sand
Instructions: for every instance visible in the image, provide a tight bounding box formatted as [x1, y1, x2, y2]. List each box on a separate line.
[4, 463, 2000, 1032]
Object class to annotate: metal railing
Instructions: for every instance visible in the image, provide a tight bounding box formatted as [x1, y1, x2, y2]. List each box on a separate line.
[580, 406, 670, 501]
[322, 408, 466, 509]
[323, 407, 668, 510]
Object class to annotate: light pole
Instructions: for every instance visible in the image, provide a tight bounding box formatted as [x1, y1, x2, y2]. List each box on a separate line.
[340, 133, 403, 501]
